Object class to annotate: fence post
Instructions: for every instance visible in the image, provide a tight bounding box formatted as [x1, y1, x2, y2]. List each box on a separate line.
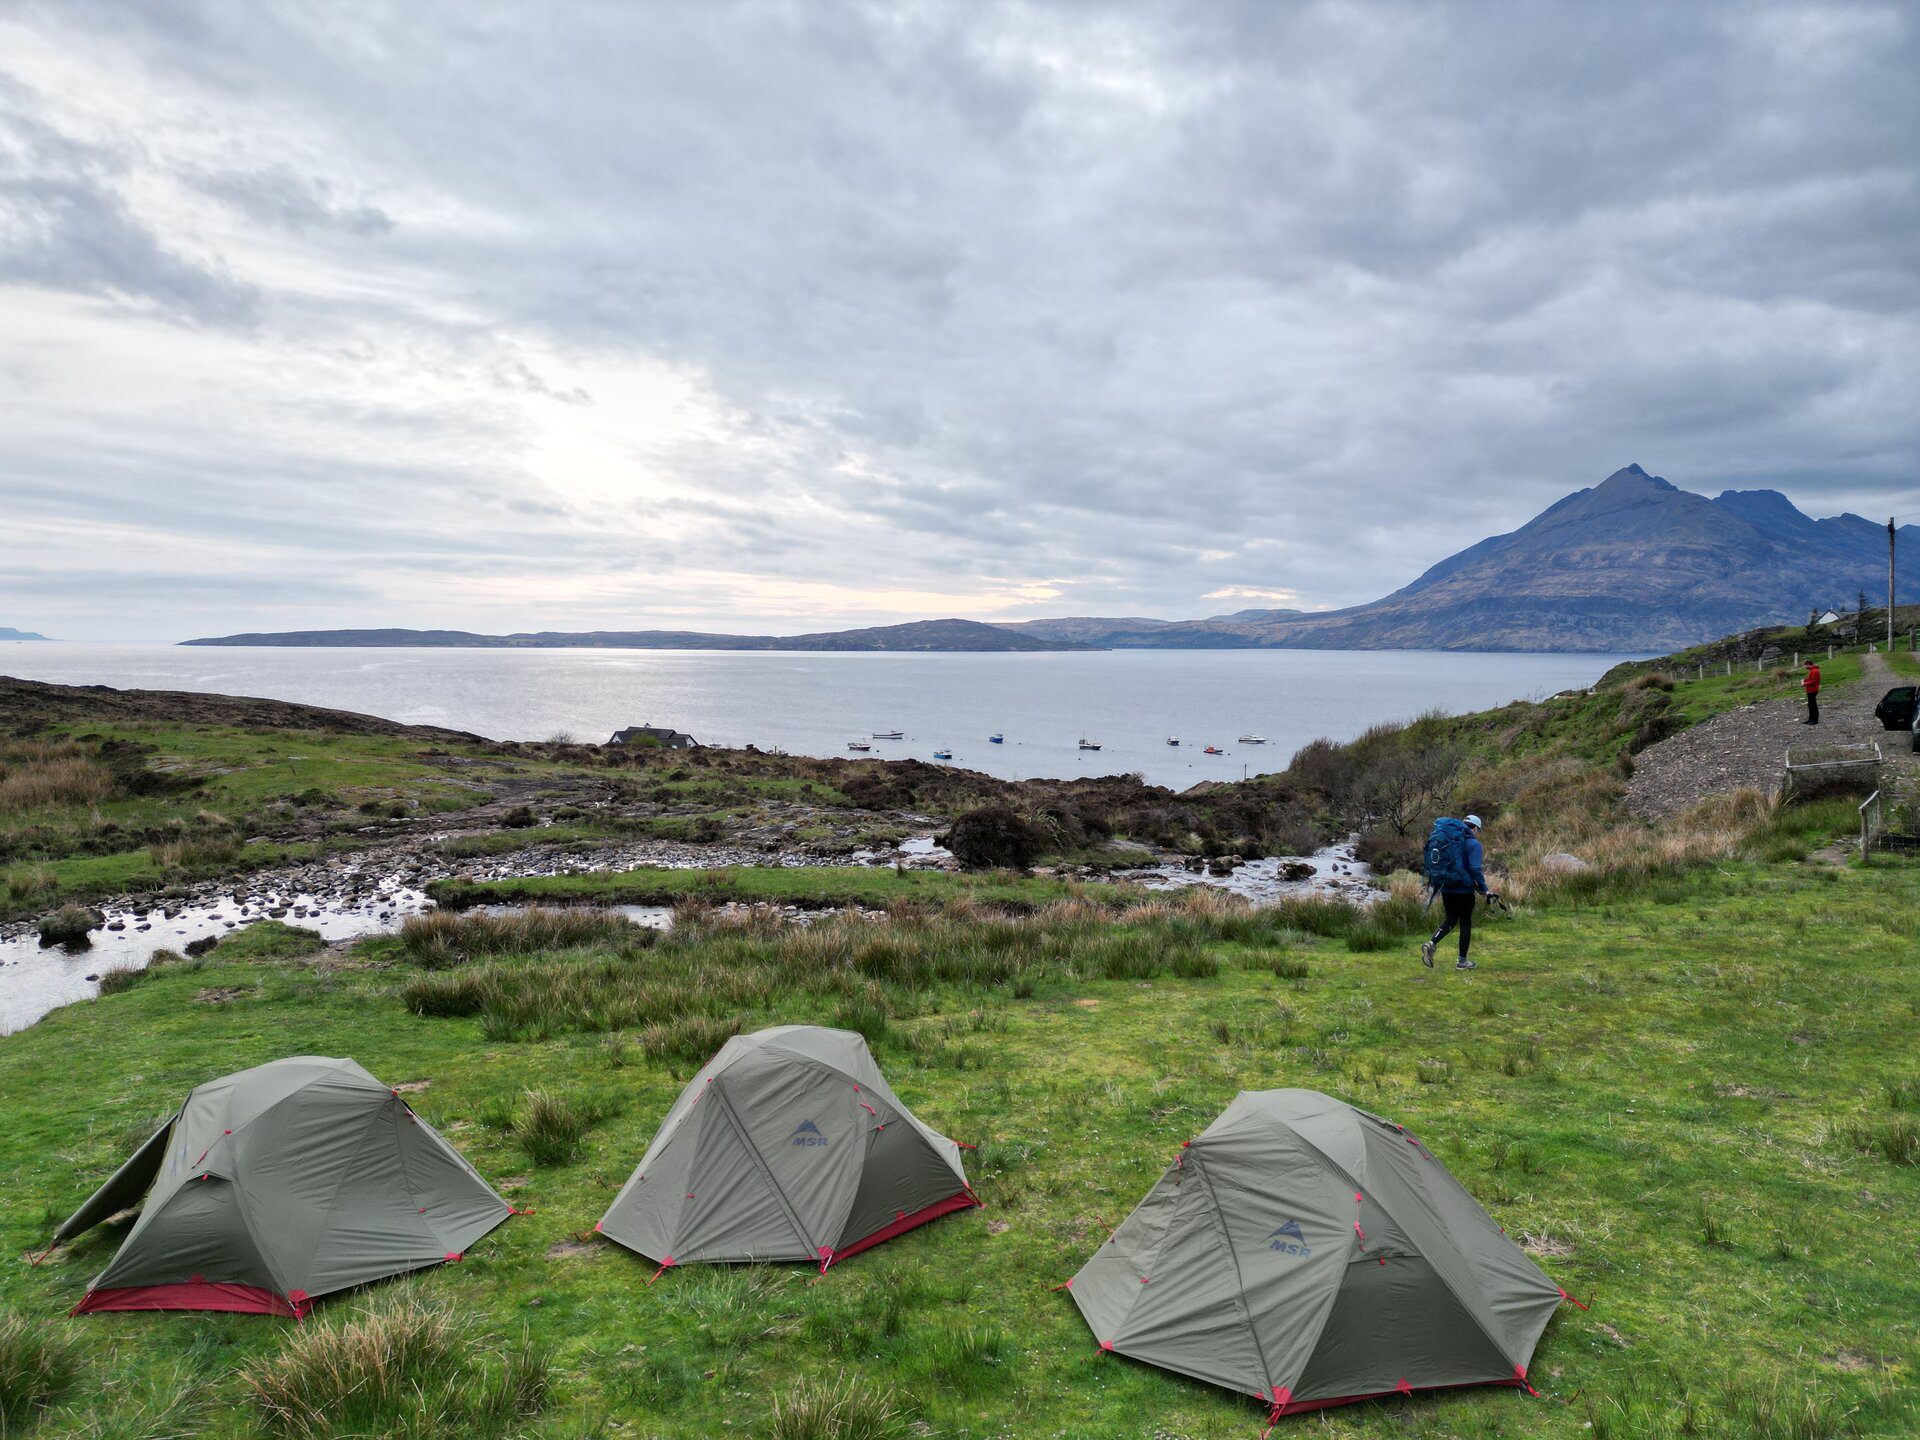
[1829, 644, 1834, 658]
[1725, 660, 1731, 676]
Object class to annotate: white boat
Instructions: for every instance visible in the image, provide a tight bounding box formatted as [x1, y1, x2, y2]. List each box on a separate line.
[872, 730, 904, 740]
[1078, 738, 1102, 751]
[847, 740, 872, 752]
[1166, 736, 1180, 746]
[1237, 734, 1268, 745]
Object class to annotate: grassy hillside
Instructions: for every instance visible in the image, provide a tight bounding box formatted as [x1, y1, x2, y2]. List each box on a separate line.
[3, 648, 1918, 1438]
[1, 862, 1916, 1438]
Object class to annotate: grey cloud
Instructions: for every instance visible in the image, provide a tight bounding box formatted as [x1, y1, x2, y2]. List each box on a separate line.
[190, 163, 395, 237]
[0, 79, 259, 325]
[2, 1, 1918, 640]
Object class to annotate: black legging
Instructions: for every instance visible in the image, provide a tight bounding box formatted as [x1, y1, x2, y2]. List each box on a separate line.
[1806, 691, 1819, 724]
[1431, 891, 1476, 959]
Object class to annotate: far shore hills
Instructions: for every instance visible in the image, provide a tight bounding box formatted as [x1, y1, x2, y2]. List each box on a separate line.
[180, 465, 1918, 655]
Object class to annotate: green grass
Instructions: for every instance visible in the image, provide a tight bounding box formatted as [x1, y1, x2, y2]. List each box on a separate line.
[427, 864, 1089, 912]
[4, 855, 1920, 1437]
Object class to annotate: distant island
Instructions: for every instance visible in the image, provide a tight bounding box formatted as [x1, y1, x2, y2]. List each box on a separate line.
[181, 618, 1087, 653]
[182, 466, 1919, 654]
[0, 627, 52, 642]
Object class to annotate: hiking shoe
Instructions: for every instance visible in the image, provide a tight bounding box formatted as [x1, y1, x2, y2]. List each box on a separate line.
[1420, 939, 1436, 968]
[1455, 957, 1476, 971]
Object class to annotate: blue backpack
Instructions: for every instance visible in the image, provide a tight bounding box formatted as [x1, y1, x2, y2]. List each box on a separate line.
[1423, 817, 1472, 892]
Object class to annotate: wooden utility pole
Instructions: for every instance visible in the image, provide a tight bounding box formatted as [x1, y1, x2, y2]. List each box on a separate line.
[1891, 517, 1898, 652]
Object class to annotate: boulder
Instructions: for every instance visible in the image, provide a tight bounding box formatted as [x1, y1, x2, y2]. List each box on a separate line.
[1539, 851, 1591, 873]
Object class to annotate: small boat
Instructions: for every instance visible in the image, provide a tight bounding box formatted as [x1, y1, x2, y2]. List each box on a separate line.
[1165, 736, 1180, 747]
[1238, 734, 1268, 745]
[932, 749, 953, 761]
[988, 733, 1004, 744]
[846, 741, 872, 752]
[1203, 745, 1225, 755]
[1078, 738, 1102, 751]
[872, 730, 904, 740]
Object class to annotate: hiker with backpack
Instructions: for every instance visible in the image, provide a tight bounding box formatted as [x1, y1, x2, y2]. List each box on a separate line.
[1422, 814, 1497, 971]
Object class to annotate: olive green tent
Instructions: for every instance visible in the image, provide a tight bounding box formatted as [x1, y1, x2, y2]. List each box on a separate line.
[1066, 1089, 1573, 1421]
[597, 1025, 977, 1274]
[54, 1056, 513, 1317]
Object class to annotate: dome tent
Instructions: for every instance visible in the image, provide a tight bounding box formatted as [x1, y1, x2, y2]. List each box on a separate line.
[53, 1056, 514, 1317]
[1066, 1089, 1573, 1423]
[597, 1025, 977, 1273]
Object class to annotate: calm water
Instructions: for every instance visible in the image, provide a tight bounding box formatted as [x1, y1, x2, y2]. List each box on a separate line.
[3, 644, 1638, 787]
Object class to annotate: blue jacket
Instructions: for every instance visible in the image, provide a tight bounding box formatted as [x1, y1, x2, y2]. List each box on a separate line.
[1443, 835, 1487, 895]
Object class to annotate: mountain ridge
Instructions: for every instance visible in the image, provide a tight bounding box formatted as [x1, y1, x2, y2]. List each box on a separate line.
[180, 618, 1087, 652]
[178, 467, 1915, 655]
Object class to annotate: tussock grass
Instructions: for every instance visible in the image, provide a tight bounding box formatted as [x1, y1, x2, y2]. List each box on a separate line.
[1835, 1114, 1920, 1166]
[512, 1088, 609, 1166]
[767, 1373, 907, 1440]
[2, 864, 54, 901]
[0, 1312, 81, 1430]
[149, 834, 241, 871]
[239, 1294, 549, 1440]
[0, 747, 113, 811]
[36, 904, 100, 948]
[96, 966, 148, 995]
[402, 890, 1322, 1041]
[398, 906, 644, 968]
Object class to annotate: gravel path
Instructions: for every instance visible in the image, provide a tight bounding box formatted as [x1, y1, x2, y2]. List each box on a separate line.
[1627, 654, 1902, 820]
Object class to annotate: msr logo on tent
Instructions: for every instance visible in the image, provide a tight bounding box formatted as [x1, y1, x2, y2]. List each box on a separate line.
[1265, 1220, 1311, 1258]
[790, 1120, 829, 1148]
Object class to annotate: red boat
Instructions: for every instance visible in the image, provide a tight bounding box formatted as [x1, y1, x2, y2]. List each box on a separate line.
[1203, 745, 1225, 755]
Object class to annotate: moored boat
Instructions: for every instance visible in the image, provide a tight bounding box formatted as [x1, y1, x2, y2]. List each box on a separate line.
[1166, 736, 1180, 746]
[847, 740, 872, 752]
[932, 749, 953, 760]
[872, 730, 904, 740]
[1203, 745, 1225, 755]
[1237, 734, 1268, 744]
[988, 733, 1004, 743]
[1078, 738, 1102, 751]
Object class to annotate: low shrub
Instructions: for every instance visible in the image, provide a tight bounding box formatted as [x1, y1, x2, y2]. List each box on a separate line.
[941, 805, 1045, 870]
[96, 966, 148, 995]
[240, 1294, 550, 1440]
[0, 1312, 81, 1430]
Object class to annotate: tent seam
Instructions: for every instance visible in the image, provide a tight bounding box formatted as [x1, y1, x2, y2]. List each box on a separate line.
[1185, 1152, 1281, 1402]
[709, 1079, 818, 1258]
[1356, 1125, 1538, 1367]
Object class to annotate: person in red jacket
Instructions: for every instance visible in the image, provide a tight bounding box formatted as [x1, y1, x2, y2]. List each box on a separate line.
[1802, 660, 1821, 725]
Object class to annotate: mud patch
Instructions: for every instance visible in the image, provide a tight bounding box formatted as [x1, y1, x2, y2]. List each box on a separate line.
[1828, 1349, 1889, 1373]
[547, 1239, 602, 1260]
[194, 985, 254, 1005]
[393, 1080, 432, 1093]
[1518, 1232, 1575, 1259]
[1714, 1082, 1788, 1101]
[1071, 998, 1100, 1009]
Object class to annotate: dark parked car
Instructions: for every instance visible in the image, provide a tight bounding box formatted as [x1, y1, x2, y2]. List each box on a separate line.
[1874, 686, 1917, 731]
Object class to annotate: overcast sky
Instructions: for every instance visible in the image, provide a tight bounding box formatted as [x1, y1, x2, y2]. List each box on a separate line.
[3, 1, 1916, 642]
